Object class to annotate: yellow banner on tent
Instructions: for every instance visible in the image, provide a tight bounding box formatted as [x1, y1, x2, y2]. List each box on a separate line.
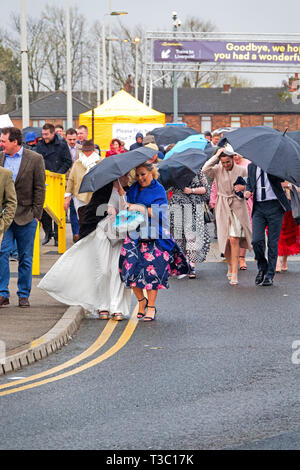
[79, 90, 165, 155]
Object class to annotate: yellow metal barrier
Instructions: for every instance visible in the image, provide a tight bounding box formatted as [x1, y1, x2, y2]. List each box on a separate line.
[32, 170, 66, 275]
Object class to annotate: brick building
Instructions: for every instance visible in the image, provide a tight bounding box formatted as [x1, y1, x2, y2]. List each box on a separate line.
[149, 86, 300, 132]
[10, 90, 91, 130]
[8, 86, 300, 133]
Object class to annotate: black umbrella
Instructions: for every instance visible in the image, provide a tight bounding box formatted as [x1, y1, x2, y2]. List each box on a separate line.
[149, 126, 199, 147]
[22, 126, 43, 139]
[79, 146, 157, 193]
[157, 148, 209, 190]
[220, 126, 300, 185]
[287, 131, 300, 146]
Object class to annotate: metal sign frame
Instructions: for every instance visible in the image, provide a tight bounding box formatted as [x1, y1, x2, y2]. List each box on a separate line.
[143, 31, 300, 107]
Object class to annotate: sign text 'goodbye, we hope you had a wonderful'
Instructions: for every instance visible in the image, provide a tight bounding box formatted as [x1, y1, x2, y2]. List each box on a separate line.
[154, 40, 300, 64]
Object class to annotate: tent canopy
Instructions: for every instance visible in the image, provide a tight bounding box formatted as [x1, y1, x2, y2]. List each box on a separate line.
[81, 89, 165, 121]
[79, 90, 165, 152]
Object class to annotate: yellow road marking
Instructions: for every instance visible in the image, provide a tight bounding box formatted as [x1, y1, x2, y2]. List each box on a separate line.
[0, 307, 138, 397]
[0, 318, 117, 390]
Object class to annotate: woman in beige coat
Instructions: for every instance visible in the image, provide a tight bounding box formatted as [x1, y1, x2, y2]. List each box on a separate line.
[64, 140, 102, 228]
[203, 147, 252, 285]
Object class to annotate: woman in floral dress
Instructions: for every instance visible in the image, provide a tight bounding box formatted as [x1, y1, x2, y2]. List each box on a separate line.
[168, 170, 211, 278]
[119, 162, 190, 321]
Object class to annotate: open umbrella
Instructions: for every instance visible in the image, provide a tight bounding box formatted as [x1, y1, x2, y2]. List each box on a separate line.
[79, 146, 157, 193]
[149, 126, 199, 147]
[164, 134, 208, 160]
[220, 126, 300, 186]
[287, 131, 300, 147]
[157, 148, 209, 190]
[22, 126, 43, 139]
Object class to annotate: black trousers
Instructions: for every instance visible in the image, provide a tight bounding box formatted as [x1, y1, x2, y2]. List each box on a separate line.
[252, 200, 284, 279]
[41, 210, 58, 240]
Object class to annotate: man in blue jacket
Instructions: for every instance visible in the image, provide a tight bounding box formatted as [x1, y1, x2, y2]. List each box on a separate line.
[129, 132, 143, 151]
[37, 123, 72, 245]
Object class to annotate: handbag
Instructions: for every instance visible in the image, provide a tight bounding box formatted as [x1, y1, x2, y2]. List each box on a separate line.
[290, 185, 300, 225]
[203, 202, 214, 224]
[113, 210, 145, 235]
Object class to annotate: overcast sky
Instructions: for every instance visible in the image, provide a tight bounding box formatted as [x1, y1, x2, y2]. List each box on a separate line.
[2, 0, 300, 86]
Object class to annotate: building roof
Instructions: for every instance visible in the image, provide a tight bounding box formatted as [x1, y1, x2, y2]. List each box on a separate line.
[10, 90, 91, 119]
[148, 87, 300, 115]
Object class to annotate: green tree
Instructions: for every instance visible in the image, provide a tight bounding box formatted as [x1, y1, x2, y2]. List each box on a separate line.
[0, 39, 21, 113]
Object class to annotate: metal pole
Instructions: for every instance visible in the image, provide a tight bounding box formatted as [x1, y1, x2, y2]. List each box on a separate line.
[143, 38, 147, 104]
[173, 24, 178, 123]
[20, 0, 30, 128]
[80, 41, 83, 100]
[108, 0, 112, 98]
[102, 22, 107, 102]
[66, 0, 73, 128]
[97, 42, 101, 106]
[135, 41, 138, 99]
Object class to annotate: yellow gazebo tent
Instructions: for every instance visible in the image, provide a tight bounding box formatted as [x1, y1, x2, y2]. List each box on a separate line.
[79, 90, 165, 154]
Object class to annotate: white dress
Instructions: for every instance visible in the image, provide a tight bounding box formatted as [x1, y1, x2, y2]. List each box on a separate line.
[38, 188, 132, 316]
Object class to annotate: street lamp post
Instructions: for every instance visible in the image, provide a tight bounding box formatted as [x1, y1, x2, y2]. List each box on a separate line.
[106, 11, 128, 100]
[123, 37, 141, 99]
[20, 0, 30, 128]
[134, 37, 141, 99]
[172, 12, 181, 123]
[66, 0, 72, 128]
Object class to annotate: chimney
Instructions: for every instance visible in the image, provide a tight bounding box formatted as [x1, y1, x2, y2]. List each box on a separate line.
[222, 83, 231, 93]
[289, 73, 300, 92]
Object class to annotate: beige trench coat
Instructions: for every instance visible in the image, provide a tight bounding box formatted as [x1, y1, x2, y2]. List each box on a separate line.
[203, 154, 252, 253]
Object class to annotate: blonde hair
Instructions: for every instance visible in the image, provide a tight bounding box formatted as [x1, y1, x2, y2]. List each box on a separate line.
[135, 162, 159, 180]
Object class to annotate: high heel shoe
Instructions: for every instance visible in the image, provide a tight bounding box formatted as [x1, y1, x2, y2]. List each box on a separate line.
[98, 310, 109, 320]
[143, 306, 157, 322]
[229, 276, 238, 285]
[137, 297, 148, 319]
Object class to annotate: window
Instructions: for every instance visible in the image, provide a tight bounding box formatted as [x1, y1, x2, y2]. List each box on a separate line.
[231, 116, 241, 128]
[201, 116, 211, 133]
[264, 116, 273, 127]
[32, 120, 39, 127]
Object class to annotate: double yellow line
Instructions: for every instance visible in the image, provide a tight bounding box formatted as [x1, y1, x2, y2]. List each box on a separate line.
[0, 305, 139, 397]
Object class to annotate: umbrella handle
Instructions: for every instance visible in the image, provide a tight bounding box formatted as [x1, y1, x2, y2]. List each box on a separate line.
[283, 128, 288, 136]
[117, 178, 127, 205]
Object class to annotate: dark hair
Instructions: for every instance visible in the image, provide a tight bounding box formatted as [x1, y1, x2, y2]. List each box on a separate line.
[77, 125, 88, 132]
[111, 138, 121, 146]
[204, 131, 212, 137]
[81, 139, 95, 152]
[219, 152, 233, 159]
[42, 123, 55, 133]
[66, 127, 77, 136]
[55, 124, 64, 130]
[1, 127, 23, 145]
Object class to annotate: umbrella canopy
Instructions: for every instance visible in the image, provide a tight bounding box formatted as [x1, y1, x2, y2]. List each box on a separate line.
[79, 146, 157, 193]
[287, 131, 300, 147]
[157, 148, 209, 190]
[149, 126, 199, 147]
[164, 134, 208, 160]
[220, 126, 300, 186]
[22, 126, 43, 139]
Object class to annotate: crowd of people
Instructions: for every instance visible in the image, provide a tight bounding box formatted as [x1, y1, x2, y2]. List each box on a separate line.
[1, 123, 300, 317]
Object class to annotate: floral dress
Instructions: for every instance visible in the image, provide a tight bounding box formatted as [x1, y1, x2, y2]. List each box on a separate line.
[169, 170, 211, 264]
[119, 180, 190, 290]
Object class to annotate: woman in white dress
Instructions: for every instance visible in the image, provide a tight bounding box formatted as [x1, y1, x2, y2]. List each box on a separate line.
[38, 174, 132, 321]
